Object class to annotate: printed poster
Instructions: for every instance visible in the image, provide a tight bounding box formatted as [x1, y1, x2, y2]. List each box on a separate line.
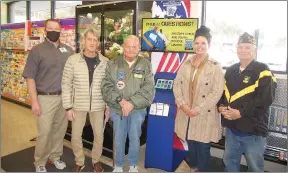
[141, 18, 198, 53]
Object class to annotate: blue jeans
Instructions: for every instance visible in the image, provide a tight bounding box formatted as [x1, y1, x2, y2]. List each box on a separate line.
[223, 128, 267, 172]
[110, 109, 146, 167]
[187, 140, 211, 172]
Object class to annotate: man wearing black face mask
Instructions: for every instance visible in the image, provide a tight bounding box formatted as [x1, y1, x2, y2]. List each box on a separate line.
[23, 19, 74, 172]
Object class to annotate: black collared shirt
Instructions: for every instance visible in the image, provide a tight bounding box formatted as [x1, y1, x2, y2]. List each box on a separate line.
[22, 39, 74, 92]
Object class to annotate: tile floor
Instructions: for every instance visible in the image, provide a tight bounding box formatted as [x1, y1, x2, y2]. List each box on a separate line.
[0, 100, 190, 172]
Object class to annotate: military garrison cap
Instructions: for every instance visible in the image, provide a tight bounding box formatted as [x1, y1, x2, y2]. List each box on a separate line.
[238, 32, 256, 45]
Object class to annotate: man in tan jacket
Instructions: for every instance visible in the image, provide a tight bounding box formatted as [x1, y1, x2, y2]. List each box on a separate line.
[62, 28, 109, 172]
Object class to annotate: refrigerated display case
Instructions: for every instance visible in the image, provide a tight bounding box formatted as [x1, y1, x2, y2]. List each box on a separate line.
[75, 1, 136, 59]
[265, 78, 287, 162]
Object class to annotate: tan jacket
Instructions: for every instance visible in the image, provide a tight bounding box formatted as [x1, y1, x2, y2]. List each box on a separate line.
[173, 55, 225, 143]
[62, 52, 108, 112]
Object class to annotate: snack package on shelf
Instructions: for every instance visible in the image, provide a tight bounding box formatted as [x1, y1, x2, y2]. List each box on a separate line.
[1, 50, 30, 102]
[0, 28, 25, 50]
[27, 27, 45, 51]
[60, 27, 76, 51]
[0, 51, 10, 94]
[28, 37, 42, 51]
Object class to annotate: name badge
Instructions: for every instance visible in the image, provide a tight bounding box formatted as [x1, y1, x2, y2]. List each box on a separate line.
[132, 69, 145, 74]
[134, 74, 143, 79]
[59, 47, 68, 53]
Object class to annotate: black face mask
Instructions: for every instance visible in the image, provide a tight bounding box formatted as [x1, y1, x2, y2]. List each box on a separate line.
[46, 31, 60, 42]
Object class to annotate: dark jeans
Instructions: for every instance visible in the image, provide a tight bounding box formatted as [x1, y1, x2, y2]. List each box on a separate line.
[187, 140, 211, 172]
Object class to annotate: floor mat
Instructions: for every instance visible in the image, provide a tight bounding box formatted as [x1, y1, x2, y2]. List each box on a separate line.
[1, 146, 113, 172]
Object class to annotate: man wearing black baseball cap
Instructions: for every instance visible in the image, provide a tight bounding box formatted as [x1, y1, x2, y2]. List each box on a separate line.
[218, 32, 277, 172]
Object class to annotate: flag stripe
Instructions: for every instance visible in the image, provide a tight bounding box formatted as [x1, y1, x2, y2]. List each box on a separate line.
[183, 0, 190, 17]
[170, 57, 180, 72]
[156, 52, 168, 72]
[174, 53, 189, 72]
[160, 53, 171, 72]
[163, 53, 177, 72]
[167, 55, 178, 72]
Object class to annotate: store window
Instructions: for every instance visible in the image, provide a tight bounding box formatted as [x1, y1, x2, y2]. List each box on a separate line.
[9, 1, 26, 23]
[255, 2, 287, 72]
[205, 1, 287, 72]
[55, 1, 82, 19]
[1, 2, 8, 24]
[31, 1, 51, 21]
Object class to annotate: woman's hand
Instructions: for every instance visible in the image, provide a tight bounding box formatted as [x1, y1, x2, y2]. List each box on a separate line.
[181, 104, 194, 117]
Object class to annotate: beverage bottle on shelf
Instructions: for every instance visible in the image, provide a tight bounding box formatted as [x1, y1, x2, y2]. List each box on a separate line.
[279, 151, 285, 160]
[275, 109, 283, 132]
[281, 110, 287, 133]
[269, 107, 276, 130]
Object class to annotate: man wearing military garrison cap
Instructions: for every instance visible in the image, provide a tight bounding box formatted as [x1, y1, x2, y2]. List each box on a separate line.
[218, 32, 277, 172]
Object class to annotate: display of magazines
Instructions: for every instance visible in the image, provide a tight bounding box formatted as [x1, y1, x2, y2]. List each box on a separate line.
[0, 18, 76, 105]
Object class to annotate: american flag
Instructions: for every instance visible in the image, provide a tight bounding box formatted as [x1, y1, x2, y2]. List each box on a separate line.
[152, 1, 190, 19]
[153, 52, 189, 73]
[151, 0, 191, 74]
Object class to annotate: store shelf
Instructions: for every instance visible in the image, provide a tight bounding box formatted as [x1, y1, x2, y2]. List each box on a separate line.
[1, 93, 31, 107]
[0, 48, 26, 51]
[268, 131, 287, 138]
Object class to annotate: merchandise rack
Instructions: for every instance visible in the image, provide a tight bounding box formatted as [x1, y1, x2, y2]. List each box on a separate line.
[0, 22, 30, 105]
[0, 18, 76, 106]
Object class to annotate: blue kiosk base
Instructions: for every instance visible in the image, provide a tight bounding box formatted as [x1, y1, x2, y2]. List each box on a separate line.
[144, 113, 188, 172]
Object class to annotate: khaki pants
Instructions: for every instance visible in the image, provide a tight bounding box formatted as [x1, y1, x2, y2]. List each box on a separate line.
[34, 95, 68, 167]
[71, 111, 104, 166]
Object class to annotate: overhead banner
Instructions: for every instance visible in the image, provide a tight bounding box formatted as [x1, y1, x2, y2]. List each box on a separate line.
[141, 18, 198, 53]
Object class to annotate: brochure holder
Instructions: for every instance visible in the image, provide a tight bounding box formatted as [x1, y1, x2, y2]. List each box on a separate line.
[145, 72, 188, 172]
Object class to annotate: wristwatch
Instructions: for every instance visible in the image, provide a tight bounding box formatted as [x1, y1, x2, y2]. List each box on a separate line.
[116, 95, 123, 103]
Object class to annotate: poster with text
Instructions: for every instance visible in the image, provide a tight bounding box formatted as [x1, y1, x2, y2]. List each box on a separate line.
[141, 18, 198, 53]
